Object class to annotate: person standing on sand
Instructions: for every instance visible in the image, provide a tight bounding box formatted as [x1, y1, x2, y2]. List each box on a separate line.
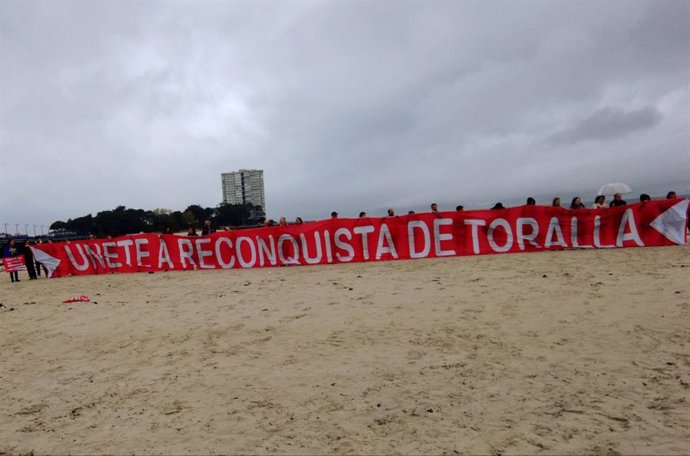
[592, 195, 608, 209]
[34, 237, 47, 277]
[570, 197, 586, 209]
[3, 239, 21, 283]
[23, 241, 37, 280]
[610, 193, 627, 207]
[201, 219, 215, 235]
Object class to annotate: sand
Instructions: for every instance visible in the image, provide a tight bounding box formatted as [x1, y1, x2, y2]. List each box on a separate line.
[1, 245, 689, 455]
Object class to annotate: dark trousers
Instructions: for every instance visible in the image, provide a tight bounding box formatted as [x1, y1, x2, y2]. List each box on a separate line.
[10, 271, 19, 282]
[26, 261, 37, 280]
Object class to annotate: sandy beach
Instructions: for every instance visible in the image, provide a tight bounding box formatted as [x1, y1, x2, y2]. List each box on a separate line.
[1, 245, 689, 455]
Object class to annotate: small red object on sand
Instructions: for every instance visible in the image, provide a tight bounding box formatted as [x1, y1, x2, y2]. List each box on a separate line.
[62, 295, 91, 303]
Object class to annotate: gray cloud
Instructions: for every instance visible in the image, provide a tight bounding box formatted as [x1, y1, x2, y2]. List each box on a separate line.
[547, 106, 662, 145]
[1, 0, 689, 228]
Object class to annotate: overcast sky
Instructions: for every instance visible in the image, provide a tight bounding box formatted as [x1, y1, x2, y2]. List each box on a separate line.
[1, 0, 688, 229]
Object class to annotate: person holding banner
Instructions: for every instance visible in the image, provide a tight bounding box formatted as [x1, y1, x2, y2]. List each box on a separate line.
[34, 238, 47, 277]
[201, 219, 215, 235]
[592, 195, 609, 209]
[23, 241, 37, 280]
[570, 197, 586, 209]
[3, 239, 21, 283]
[610, 193, 627, 207]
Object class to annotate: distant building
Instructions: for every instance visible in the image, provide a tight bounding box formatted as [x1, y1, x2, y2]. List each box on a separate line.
[221, 169, 266, 210]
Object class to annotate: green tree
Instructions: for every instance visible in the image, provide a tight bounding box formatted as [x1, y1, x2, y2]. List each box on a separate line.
[184, 205, 214, 225]
[49, 220, 68, 231]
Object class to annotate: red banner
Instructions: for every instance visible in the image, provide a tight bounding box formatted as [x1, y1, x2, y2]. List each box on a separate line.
[31, 199, 689, 278]
[2, 256, 26, 272]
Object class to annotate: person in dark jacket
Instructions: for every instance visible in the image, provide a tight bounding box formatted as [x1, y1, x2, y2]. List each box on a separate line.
[34, 238, 46, 277]
[3, 239, 21, 283]
[570, 197, 586, 209]
[610, 193, 627, 207]
[23, 241, 37, 280]
[201, 219, 215, 235]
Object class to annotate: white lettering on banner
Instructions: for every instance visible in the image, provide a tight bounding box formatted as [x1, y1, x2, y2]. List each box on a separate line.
[323, 230, 333, 263]
[257, 236, 276, 267]
[178, 238, 197, 269]
[375, 224, 398, 260]
[617, 209, 644, 247]
[84, 244, 106, 269]
[408, 221, 431, 258]
[116, 239, 134, 266]
[570, 217, 579, 248]
[135, 239, 150, 267]
[195, 238, 214, 269]
[353, 225, 375, 260]
[102, 242, 121, 268]
[41, 200, 686, 277]
[65, 244, 90, 271]
[278, 234, 299, 265]
[236, 237, 257, 268]
[464, 219, 487, 254]
[487, 218, 513, 253]
[433, 218, 456, 256]
[334, 228, 354, 262]
[569, 217, 585, 248]
[158, 240, 174, 269]
[215, 238, 235, 269]
[594, 216, 615, 248]
[300, 232, 323, 264]
[516, 217, 540, 251]
[545, 217, 567, 248]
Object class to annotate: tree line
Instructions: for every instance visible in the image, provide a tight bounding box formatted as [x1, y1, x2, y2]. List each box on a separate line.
[49, 203, 265, 237]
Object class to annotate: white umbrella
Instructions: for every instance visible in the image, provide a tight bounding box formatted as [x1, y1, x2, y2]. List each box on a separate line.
[598, 182, 632, 196]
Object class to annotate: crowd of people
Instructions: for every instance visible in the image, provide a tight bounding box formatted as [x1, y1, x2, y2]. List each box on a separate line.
[2, 238, 48, 283]
[2, 190, 683, 283]
[264, 190, 681, 226]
